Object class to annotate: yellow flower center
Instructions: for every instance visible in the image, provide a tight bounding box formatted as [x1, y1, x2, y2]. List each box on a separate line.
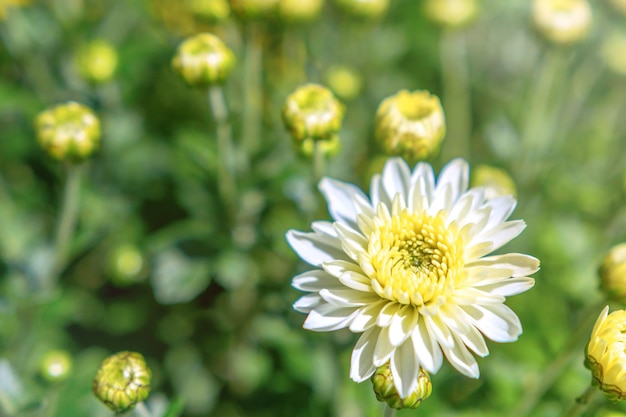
[367, 209, 463, 306]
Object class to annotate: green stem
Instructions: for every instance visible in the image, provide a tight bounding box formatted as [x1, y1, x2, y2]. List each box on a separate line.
[134, 402, 152, 417]
[383, 405, 396, 417]
[242, 23, 263, 157]
[49, 163, 84, 287]
[561, 385, 598, 417]
[440, 29, 472, 161]
[313, 140, 325, 183]
[208, 85, 237, 212]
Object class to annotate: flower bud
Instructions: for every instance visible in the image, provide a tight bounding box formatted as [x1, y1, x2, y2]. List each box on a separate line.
[424, 0, 478, 28]
[282, 83, 345, 144]
[375, 89, 446, 162]
[172, 33, 236, 88]
[585, 307, 626, 401]
[75, 39, 118, 84]
[599, 244, 626, 304]
[278, 0, 324, 24]
[108, 244, 147, 287]
[601, 30, 626, 77]
[39, 350, 73, 382]
[471, 165, 517, 199]
[186, 0, 231, 23]
[35, 101, 101, 162]
[532, 0, 592, 46]
[325, 65, 362, 101]
[334, 0, 389, 19]
[371, 362, 432, 409]
[229, 0, 279, 20]
[92, 351, 152, 413]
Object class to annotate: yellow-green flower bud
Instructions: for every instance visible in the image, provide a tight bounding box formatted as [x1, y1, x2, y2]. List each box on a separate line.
[375, 89, 446, 162]
[186, 0, 231, 23]
[278, 0, 324, 23]
[601, 31, 626, 77]
[532, 0, 592, 46]
[471, 165, 517, 199]
[229, 0, 279, 20]
[282, 83, 345, 144]
[585, 307, 626, 401]
[75, 39, 118, 84]
[172, 33, 236, 88]
[35, 102, 101, 162]
[424, 0, 478, 28]
[92, 351, 152, 413]
[325, 65, 362, 101]
[371, 363, 432, 409]
[334, 0, 389, 19]
[599, 244, 626, 303]
[298, 135, 340, 158]
[39, 350, 73, 382]
[108, 244, 147, 287]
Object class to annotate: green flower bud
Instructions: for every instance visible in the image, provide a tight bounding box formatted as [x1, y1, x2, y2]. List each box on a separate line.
[599, 244, 626, 304]
[75, 39, 118, 84]
[371, 363, 432, 409]
[229, 0, 279, 20]
[39, 350, 73, 382]
[471, 165, 517, 199]
[35, 101, 101, 162]
[278, 0, 324, 23]
[424, 0, 478, 28]
[532, 0, 592, 46]
[172, 33, 236, 88]
[375, 89, 446, 162]
[601, 30, 626, 77]
[92, 351, 152, 413]
[334, 0, 389, 19]
[282, 83, 345, 144]
[186, 0, 231, 23]
[325, 65, 362, 101]
[108, 244, 147, 287]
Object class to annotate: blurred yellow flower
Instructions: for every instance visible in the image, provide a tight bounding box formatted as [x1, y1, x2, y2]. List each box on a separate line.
[532, 0, 592, 45]
[599, 244, 626, 304]
[471, 165, 517, 199]
[172, 33, 236, 88]
[601, 31, 626, 77]
[76, 39, 119, 84]
[424, 0, 478, 28]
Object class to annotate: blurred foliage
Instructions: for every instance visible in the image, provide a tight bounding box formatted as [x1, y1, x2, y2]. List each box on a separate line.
[1, 0, 626, 416]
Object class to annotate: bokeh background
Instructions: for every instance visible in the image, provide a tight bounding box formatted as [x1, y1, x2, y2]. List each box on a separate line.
[1, 0, 626, 416]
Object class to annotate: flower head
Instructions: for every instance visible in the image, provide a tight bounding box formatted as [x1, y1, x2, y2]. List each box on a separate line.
[532, 0, 592, 46]
[172, 33, 236, 88]
[585, 307, 626, 401]
[278, 0, 324, 23]
[287, 158, 539, 398]
[471, 165, 517, 200]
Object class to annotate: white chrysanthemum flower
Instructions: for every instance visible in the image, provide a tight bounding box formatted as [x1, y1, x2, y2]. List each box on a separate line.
[287, 158, 539, 398]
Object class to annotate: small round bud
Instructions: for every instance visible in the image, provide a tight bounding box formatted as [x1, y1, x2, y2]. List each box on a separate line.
[39, 350, 73, 382]
[371, 363, 432, 409]
[599, 244, 626, 303]
[108, 244, 147, 287]
[35, 101, 101, 162]
[471, 165, 517, 199]
[601, 31, 626, 77]
[282, 83, 345, 144]
[278, 0, 324, 23]
[75, 39, 118, 84]
[325, 65, 362, 101]
[92, 351, 152, 413]
[375, 89, 446, 162]
[298, 135, 340, 158]
[186, 0, 231, 23]
[532, 0, 592, 46]
[585, 307, 626, 401]
[424, 0, 478, 28]
[172, 33, 236, 88]
[229, 0, 279, 20]
[334, 0, 389, 19]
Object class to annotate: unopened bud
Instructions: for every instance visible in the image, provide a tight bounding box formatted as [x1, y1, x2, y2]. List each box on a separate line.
[599, 244, 626, 304]
[424, 0, 478, 28]
[35, 101, 101, 162]
[108, 244, 147, 287]
[76, 39, 118, 84]
[325, 65, 362, 101]
[282, 83, 345, 144]
[92, 351, 152, 413]
[371, 362, 432, 409]
[585, 307, 626, 401]
[532, 0, 592, 46]
[471, 165, 517, 199]
[187, 0, 231, 23]
[39, 350, 73, 382]
[334, 0, 389, 19]
[278, 0, 324, 23]
[172, 33, 236, 88]
[375, 89, 445, 162]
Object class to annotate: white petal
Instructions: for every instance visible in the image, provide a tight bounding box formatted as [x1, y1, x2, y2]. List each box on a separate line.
[410, 162, 435, 203]
[319, 288, 380, 307]
[322, 260, 373, 293]
[466, 220, 526, 259]
[293, 294, 323, 313]
[335, 222, 369, 260]
[412, 318, 443, 374]
[440, 304, 489, 357]
[350, 328, 379, 382]
[463, 303, 522, 342]
[451, 287, 505, 305]
[435, 159, 469, 202]
[303, 303, 359, 331]
[319, 178, 367, 229]
[381, 157, 411, 203]
[423, 314, 454, 348]
[286, 229, 347, 267]
[370, 174, 389, 208]
[377, 302, 402, 327]
[292, 270, 340, 292]
[465, 253, 540, 277]
[476, 277, 535, 296]
[391, 340, 420, 399]
[484, 195, 518, 228]
[441, 333, 480, 378]
[374, 325, 396, 366]
[429, 182, 453, 215]
[350, 300, 387, 332]
[389, 305, 418, 347]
